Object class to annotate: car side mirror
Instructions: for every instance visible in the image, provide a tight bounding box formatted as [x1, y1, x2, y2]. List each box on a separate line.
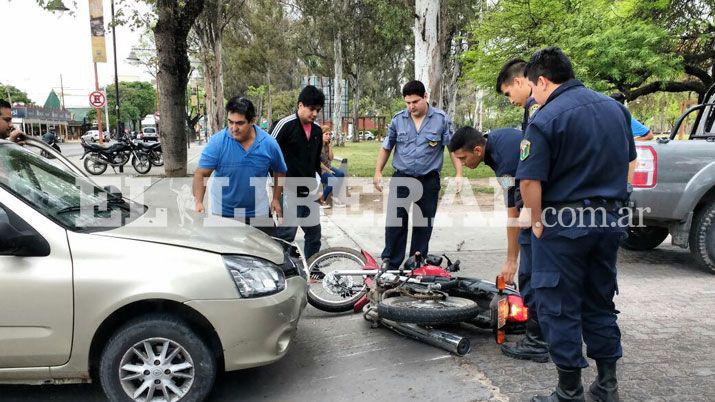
[104, 185, 123, 200]
[0, 222, 50, 257]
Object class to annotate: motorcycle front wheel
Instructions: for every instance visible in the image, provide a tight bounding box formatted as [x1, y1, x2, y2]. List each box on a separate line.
[83, 153, 107, 175]
[132, 153, 152, 174]
[306, 247, 369, 312]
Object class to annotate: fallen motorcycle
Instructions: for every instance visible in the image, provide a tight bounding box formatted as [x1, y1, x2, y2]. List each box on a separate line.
[306, 247, 528, 355]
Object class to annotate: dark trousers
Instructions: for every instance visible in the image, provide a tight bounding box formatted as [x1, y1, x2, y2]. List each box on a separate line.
[531, 209, 623, 368]
[320, 167, 346, 200]
[381, 170, 440, 269]
[276, 202, 322, 260]
[518, 228, 543, 338]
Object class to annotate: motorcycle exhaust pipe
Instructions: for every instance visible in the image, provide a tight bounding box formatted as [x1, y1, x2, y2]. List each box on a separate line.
[379, 318, 471, 356]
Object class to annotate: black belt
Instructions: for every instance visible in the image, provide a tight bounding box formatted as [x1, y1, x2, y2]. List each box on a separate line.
[543, 199, 625, 211]
[394, 170, 439, 179]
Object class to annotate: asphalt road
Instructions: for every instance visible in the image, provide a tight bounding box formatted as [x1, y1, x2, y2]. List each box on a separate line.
[2, 241, 713, 402]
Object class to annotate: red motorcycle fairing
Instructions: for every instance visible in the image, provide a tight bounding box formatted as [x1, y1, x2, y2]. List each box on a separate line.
[362, 249, 379, 269]
[411, 265, 452, 278]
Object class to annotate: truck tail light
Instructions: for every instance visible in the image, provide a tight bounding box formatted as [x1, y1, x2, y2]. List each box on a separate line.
[632, 145, 657, 188]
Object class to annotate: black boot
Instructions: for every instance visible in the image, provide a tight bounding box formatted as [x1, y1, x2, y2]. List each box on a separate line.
[531, 367, 585, 402]
[589, 360, 619, 402]
[501, 317, 550, 363]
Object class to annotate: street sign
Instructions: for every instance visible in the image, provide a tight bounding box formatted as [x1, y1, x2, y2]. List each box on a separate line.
[89, 91, 106, 108]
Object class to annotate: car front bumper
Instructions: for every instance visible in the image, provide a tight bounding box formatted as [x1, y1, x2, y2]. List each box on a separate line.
[185, 276, 307, 372]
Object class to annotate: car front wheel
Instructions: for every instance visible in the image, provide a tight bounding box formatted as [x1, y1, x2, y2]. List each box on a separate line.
[99, 314, 217, 402]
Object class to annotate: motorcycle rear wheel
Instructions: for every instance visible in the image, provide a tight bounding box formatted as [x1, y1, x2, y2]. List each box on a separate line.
[306, 247, 368, 312]
[151, 151, 164, 166]
[378, 296, 479, 325]
[83, 153, 107, 175]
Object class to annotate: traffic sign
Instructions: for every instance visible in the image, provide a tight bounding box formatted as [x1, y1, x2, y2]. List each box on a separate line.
[89, 91, 106, 108]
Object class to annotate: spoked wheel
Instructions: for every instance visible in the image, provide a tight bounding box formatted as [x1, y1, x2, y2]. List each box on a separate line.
[378, 296, 479, 325]
[306, 247, 369, 312]
[132, 153, 152, 174]
[84, 153, 107, 175]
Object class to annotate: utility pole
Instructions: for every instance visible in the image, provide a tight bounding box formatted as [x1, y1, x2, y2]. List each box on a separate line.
[60, 74, 66, 109]
[110, 0, 122, 140]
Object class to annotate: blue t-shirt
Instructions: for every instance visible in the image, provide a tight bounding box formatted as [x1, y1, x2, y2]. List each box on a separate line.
[630, 117, 650, 137]
[198, 126, 287, 218]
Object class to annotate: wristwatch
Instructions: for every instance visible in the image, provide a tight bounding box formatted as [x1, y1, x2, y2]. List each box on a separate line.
[534, 221, 543, 229]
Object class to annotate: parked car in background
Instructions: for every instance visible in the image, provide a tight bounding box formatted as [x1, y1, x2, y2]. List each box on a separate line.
[359, 130, 375, 140]
[81, 130, 110, 143]
[626, 83, 715, 274]
[0, 138, 309, 401]
[138, 126, 159, 142]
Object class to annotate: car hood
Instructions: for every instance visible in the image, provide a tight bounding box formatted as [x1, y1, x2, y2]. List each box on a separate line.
[94, 212, 285, 264]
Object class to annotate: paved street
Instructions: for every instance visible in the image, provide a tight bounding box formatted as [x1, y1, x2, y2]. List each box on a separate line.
[0, 159, 713, 401]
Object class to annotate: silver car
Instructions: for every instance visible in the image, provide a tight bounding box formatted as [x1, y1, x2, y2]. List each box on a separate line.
[0, 139, 308, 401]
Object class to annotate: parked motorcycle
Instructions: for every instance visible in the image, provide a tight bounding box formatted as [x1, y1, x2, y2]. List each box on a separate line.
[135, 141, 163, 166]
[306, 248, 528, 355]
[80, 135, 152, 175]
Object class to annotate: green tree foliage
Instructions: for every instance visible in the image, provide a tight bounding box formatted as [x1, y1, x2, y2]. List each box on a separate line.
[0, 83, 33, 105]
[463, 0, 713, 101]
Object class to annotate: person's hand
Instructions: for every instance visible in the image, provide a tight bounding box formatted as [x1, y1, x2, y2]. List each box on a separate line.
[329, 169, 335, 175]
[195, 201, 205, 213]
[8, 129, 25, 143]
[373, 171, 383, 192]
[500, 259, 518, 285]
[532, 222, 544, 239]
[455, 175, 463, 194]
[271, 198, 283, 219]
[517, 207, 532, 229]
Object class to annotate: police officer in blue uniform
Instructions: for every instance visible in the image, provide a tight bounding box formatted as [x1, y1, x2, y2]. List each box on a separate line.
[373, 80, 463, 269]
[494, 58, 550, 363]
[516, 47, 636, 402]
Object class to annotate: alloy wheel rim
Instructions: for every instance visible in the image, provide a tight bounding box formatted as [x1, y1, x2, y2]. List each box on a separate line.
[118, 337, 195, 402]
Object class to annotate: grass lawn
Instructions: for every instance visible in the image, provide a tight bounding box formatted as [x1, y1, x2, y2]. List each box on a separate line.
[331, 141, 494, 179]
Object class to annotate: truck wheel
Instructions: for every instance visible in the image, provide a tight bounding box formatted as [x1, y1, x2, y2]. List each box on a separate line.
[689, 201, 715, 274]
[99, 314, 217, 402]
[621, 226, 669, 251]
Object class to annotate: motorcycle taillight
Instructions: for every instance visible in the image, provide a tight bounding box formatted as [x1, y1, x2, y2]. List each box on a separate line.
[507, 295, 528, 322]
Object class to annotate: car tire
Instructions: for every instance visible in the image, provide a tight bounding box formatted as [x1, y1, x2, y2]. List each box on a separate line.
[99, 314, 217, 402]
[621, 226, 669, 251]
[689, 201, 715, 274]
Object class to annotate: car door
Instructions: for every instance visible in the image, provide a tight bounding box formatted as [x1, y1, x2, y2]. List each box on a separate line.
[0, 154, 73, 368]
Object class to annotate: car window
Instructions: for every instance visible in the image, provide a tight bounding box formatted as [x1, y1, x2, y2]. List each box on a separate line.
[0, 143, 145, 232]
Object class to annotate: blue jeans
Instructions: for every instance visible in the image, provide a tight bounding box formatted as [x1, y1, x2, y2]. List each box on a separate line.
[320, 167, 345, 200]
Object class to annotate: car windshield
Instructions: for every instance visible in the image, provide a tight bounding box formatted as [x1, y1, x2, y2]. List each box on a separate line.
[0, 143, 146, 232]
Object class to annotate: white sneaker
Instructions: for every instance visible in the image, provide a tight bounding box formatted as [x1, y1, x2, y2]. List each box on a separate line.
[319, 202, 331, 209]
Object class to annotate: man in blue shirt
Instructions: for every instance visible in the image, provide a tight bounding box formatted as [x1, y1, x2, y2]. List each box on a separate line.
[496, 58, 541, 131]
[373, 80, 463, 269]
[193, 97, 287, 236]
[517, 48, 636, 402]
[611, 93, 654, 141]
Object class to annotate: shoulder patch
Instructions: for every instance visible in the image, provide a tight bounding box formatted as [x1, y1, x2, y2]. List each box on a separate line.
[519, 139, 531, 161]
[529, 103, 540, 115]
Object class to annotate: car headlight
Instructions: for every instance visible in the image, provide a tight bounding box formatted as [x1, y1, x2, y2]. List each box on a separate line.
[223, 255, 286, 298]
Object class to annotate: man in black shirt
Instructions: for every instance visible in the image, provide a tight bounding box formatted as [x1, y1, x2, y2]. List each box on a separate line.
[271, 86, 325, 259]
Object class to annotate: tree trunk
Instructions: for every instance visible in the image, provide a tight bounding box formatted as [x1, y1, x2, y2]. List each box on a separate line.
[203, 68, 216, 133]
[351, 67, 361, 143]
[332, 27, 344, 143]
[154, 0, 205, 177]
[414, 0, 442, 106]
[266, 70, 272, 126]
[212, 40, 225, 131]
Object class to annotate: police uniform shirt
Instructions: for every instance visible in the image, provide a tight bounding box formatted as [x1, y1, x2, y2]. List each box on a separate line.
[483, 128, 522, 207]
[522, 96, 539, 132]
[382, 105, 453, 177]
[515, 80, 637, 203]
